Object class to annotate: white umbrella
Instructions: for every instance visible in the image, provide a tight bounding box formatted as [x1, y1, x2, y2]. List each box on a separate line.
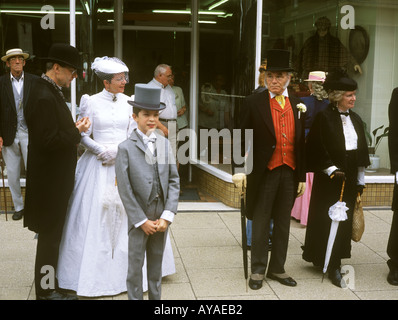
[323, 181, 348, 275]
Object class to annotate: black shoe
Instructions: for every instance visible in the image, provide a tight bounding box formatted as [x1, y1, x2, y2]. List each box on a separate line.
[37, 290, 79, 300]
[328, 268, 346, 288]
[12, 210, 23, 221]
[387, 269, 398, 286]
[248, 278, 263, 290]
[266, 272, 297, 287]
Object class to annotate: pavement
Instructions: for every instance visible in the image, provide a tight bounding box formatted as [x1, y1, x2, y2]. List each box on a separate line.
[1, 202, 398, 301]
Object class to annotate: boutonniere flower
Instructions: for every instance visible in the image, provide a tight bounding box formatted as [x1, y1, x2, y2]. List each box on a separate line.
[297, 103, 307, 119]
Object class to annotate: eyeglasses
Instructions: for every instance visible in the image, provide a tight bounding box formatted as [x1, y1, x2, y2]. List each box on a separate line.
[9, 56, 24, 62]
[64, 66, 77, 76]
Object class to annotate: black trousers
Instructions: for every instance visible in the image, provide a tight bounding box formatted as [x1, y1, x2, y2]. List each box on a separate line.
[251, 165, 295, 275]
[387, 210, 398, 271]
[34, 218, 65, 297]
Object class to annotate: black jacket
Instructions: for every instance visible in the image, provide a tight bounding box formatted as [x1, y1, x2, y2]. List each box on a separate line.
[23, 77, 81, 233]
[388, 88, 398, 211]
[234, 89, 306, 219]
[0, 72, 39, 145]
[306, 103, 370, 173]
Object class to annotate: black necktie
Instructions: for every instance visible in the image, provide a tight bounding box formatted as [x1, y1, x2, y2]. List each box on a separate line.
[340, 112, 350, 117]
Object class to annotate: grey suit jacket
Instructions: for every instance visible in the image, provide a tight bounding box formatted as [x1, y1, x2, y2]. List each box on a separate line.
[115, 129, 180, 231]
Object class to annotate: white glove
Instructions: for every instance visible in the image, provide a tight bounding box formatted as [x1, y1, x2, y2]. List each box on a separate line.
[297, 182, 306, 197]
[97, 146, 118, 165]
[81, 135, 106, 155]
[232, 173, 247, 191]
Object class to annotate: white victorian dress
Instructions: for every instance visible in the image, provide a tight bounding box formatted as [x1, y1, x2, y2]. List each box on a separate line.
[57, 89, 175, 297]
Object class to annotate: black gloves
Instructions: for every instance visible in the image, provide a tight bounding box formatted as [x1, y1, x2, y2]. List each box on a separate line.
[331, 170, 346, 180]
[357, 185, 365, 196]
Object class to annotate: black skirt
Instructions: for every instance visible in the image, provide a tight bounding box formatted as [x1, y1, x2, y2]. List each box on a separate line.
[302, 150, 358, 268]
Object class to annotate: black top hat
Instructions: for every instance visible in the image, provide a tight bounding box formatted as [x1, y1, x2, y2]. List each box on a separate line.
[128, 84, 166, 111]
[266, 49, 294, 72]
[323, 68, 358, 91]
[42, 43, 81, 70]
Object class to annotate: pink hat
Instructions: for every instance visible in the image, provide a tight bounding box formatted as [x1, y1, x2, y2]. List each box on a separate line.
[304, 71, 326, 82]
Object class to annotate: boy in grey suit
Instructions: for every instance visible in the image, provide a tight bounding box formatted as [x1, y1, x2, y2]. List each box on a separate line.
[115, 84, 180, 300]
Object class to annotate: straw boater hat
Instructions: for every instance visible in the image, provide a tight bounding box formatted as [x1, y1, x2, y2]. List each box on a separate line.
[128, 84, 166, 111]
[1, 48, 29, 62]
[304, 71, 327, 82]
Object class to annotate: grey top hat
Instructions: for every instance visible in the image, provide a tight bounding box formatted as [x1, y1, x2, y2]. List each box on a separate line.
[128, 84, 166, 110]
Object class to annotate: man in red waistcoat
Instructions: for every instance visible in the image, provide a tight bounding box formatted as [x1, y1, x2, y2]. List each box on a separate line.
[233, 49, 306, 290]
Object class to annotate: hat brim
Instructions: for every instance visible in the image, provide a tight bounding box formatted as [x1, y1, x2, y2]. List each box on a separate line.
[323, 79, 357, 91]
[1, 52, 29, 62]
[265, 67, 294, 72]
[40, 57, 81, 71]
[128, 100, 166, 111]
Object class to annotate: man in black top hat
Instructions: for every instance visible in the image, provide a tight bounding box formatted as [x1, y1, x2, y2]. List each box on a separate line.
[24, 43, 91, 300]
[233, 49, 306, 290]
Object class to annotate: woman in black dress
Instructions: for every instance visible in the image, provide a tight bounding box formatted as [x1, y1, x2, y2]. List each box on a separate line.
[302, 69, 370, 287]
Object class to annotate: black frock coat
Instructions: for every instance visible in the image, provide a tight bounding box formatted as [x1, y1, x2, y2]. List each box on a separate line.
[302, 103, 370, 266]
[388, 87, 398, 267]
[236, 89, 306, 219]
[23, 78, 81, 233]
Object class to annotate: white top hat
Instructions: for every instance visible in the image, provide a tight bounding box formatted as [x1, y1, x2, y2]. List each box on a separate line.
[1, 48, 29, 62]
[304, 71, 326, 82]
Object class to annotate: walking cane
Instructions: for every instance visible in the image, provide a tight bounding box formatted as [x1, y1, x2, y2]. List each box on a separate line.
[233, 173, 249, 292]
[240, 187, 249, 292]
[0, 151, 8, 221]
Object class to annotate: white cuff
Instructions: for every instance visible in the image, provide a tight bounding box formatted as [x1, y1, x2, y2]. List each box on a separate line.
[324, 166, 338, 176]
[357, 166, 365, 185]
[160, 210, 175, 224]
[134, 218, 148, 229]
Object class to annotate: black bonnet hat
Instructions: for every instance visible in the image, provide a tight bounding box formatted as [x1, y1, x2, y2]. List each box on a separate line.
[266, 49, 294, 72]
[323, 68, 358, 91]
[128, 84, 166, 111]
[42, 43, 81, 70]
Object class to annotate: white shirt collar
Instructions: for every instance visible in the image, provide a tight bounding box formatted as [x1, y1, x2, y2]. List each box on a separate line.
[269, 88, 289, 99]
[151, 78, 166, 89]
[10, 71, 24, 82]
[136, 128, 156, 142]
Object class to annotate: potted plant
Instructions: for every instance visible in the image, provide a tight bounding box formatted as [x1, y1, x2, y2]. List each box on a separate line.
[364, 123, 389, 171]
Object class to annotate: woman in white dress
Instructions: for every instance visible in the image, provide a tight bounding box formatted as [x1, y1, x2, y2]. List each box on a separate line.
[57, 57, 175, 297]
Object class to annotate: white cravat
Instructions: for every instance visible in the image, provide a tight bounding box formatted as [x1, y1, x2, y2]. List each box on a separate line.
[137, 129, 156, 154]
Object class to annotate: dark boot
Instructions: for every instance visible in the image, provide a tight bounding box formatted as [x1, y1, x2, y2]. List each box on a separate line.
[328, 268, 346, 288]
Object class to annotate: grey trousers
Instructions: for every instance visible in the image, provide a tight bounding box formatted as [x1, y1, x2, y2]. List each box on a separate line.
[127, 198, 167, 300]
